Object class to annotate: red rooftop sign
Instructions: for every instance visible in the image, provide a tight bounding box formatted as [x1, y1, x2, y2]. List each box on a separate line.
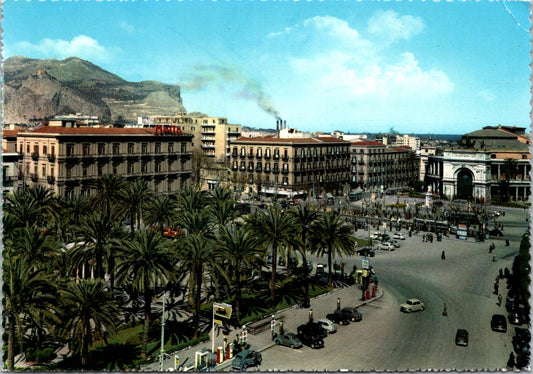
[155, 125, 184, 135]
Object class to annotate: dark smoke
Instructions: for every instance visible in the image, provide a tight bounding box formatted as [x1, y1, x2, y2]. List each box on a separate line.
[180, 64, 280, 119]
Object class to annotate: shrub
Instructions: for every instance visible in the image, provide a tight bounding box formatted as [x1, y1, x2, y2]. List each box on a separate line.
[35, 347, 56, 363]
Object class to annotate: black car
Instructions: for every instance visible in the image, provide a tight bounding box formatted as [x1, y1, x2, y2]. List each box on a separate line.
[297, 322, 326, 349]
[356, 247, 375, 257]
[455, 329, 469, 346]
[491, 314, 507, 332]
[326, 310, 351, 325]
[341, 307, 362, 322]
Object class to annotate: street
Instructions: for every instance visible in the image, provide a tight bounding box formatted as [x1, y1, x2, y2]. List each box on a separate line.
[238, 206, 529, 371]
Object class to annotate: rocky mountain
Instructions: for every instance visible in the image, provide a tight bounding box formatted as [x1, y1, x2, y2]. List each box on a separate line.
[3, 56, 187, 124]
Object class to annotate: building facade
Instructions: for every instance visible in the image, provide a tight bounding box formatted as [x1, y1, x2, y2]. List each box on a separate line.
[350, 141, 419, 191]
[425, 126, 531, 202]
[2, 130, 21, 195]
[229, 135, 351, 197]
[16, 126, 193, 198]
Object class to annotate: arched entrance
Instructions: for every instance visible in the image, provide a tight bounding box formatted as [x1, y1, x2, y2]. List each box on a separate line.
[456, 169, 473, 200]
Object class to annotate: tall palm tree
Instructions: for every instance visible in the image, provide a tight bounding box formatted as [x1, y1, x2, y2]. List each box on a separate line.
[176, 233, 218, 338]
[175, 184, 208, 213]
[57, 280, 120, 369]
[208, 186, 237, 226]
[4, 190, 45, 228]
[216, 223, 262, 323]
[246, 203, 294, 305]
[119, 178, 153, 235]
[312, 210, 356, 288]
[2, 250, 58, 371]
[93, 174, 127, 216]
[72, 210, 126, 284]
[288, 201, 319, 302]
[144, 195, 178, 235]
[12, 226, 60, 270]
[115, 229, 176, 355]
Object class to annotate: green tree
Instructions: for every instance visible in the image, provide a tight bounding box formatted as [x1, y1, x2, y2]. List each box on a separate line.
[216, 223, 261, 323]
[288, 201, 319, 303]
[115, 229, 176, 355]
[312, 210, 356, 288]
[246, 204, 294, 305]
[144, 195, 178, 235]
[119, 178, 153, 235]
[2, 250, 58, 371]
[93, 174, 127, 217]
[57, 280, 120, 369]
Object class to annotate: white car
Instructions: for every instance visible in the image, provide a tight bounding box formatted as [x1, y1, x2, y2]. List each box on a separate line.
[393, 233, 405, 240]
[316, 318, 337, 334]
[369, 233, 380, 240]
[378, 242, 394, 251]
[400, 298, 425, 313]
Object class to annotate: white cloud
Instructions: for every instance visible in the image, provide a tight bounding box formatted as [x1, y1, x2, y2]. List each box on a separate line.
[367, 10, 425, 44]
[15, 35, 114, 62]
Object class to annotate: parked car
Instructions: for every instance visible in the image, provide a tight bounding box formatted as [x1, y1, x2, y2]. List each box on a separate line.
[513, 327, 531, 355]
[509, 311, 523, 325]
[297, 323, 325, 349]
[370, 232, 381, 240]
[400, 298, 425, 313]
[341, 307, 362, 322]
[491, 314, 507, 332]
[455, 329, 469, 346]
[390, 239, 400, 248]
[316, 263, 325, 276]
[381, 233, 391, 242]
[326, 310, 350, 325]
[378, 242, 395, 251]
[274, 333, 303, 349]
[356, 247, 375, 257]
[393, 233, 406, 240]
[278, 256, 286, 266]
[231, 349, 262, 370]
[316, 318, 338, 334]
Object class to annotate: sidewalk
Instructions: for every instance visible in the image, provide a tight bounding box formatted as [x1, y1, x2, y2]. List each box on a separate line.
[141, 285, 383, 372]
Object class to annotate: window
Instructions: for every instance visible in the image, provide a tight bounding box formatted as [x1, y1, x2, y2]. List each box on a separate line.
[142, 143, 148, 154]
[128, 143, 135, 154]
[181, 143, 187, 153]
[232, 147, 238, 156]
[283, 149, 288, 158]
[83, 144, 90, 156]
[42, 165, 46, 177]
[168, 142, 174, 153]
[257, 148, 262, 157]
[282, 163, 288, 171]
[113, 164, 118, 174]
[249, 162, 254, 171]
[98, 164, 103, 176]
[282, 176, 288, 185]
[128, 162, 134, 174]
[43, 146, 48, 155]
[113, 143, 120, 155]
[155, 143, 161, 154]
[141, 162, 147, 173]
[66, 166, 72, 178]
[51, 145, 55, 155]
[232, 160, 238, 169]
[249, 148, 254, 157]
[83, 165, 88, 176]
[265, 162, 271, 172]
[273, 163, 279, 172]
[67, 144, 75, 157]
[98, 143, 106, 155]
[265, 148, 271, 157]
[241, 147, 246, 157]
[240, 161, 246, 170]
[50, 167, 54, 176]
[26, 144, 30, 153]
[33, 145, 39, 154]
[155, 161, 161, 173]
[273, 148, 280, 158]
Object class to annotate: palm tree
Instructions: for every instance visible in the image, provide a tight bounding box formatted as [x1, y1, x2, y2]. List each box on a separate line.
[175, 184, 208, 213]
[4, 190, 45, 228]
[57, 280, 120, 369]
[208, 186, 237, 226]
[288, 201, 319, 303]
[312, 210, 356, 288]
[144, 195, 178, 235]
[176, 233, 218, 338]
[115, 229, 176, 355]
[2, 249, 58, 371]
[246, 203, 294, 305]
[71, 210, 126, 285]
[216, 223, 262, 323]
[11, 226, 60, 270]
[119, 178, 153, 235]
[93, 175, 126, 216]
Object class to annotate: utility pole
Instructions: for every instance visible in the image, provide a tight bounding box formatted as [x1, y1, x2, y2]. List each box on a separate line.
[159, 293, 166, 371]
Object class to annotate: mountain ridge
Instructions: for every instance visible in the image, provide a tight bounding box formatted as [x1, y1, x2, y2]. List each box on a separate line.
[4, 56, 187, 124]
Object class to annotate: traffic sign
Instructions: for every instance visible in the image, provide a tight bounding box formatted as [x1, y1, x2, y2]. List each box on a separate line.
[214, 303, 232, 319]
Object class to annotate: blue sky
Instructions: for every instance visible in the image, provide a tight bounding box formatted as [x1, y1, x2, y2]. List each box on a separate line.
[3, 0, 531, 134]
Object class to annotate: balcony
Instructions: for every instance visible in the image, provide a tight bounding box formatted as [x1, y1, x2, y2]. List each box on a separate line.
[31, 152, 39, 161]
[282, 156, 289, 162]
[47, 154, 56, 162]
[30, 173, 38, 182]
[47, 176, 55, 184]
[281, 169, 289, 175]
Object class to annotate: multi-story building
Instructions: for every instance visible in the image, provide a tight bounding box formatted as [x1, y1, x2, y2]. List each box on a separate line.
[140, 115, 241, 162]
[350, 141, 419, 191]
[229, 135, 351, 197]
[2, 130, 21, 195]
[16, 125, 193, 198]
[425, 125, 531, 202]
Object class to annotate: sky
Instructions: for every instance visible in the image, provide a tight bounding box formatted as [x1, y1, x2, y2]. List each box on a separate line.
[2, 0, 531, 134]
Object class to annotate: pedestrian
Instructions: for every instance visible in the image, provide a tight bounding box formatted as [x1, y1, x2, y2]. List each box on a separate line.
[498, 294, 502, 306]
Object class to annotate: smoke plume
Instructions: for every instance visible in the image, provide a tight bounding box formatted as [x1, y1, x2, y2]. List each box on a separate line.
[180, 64, 280, 119]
